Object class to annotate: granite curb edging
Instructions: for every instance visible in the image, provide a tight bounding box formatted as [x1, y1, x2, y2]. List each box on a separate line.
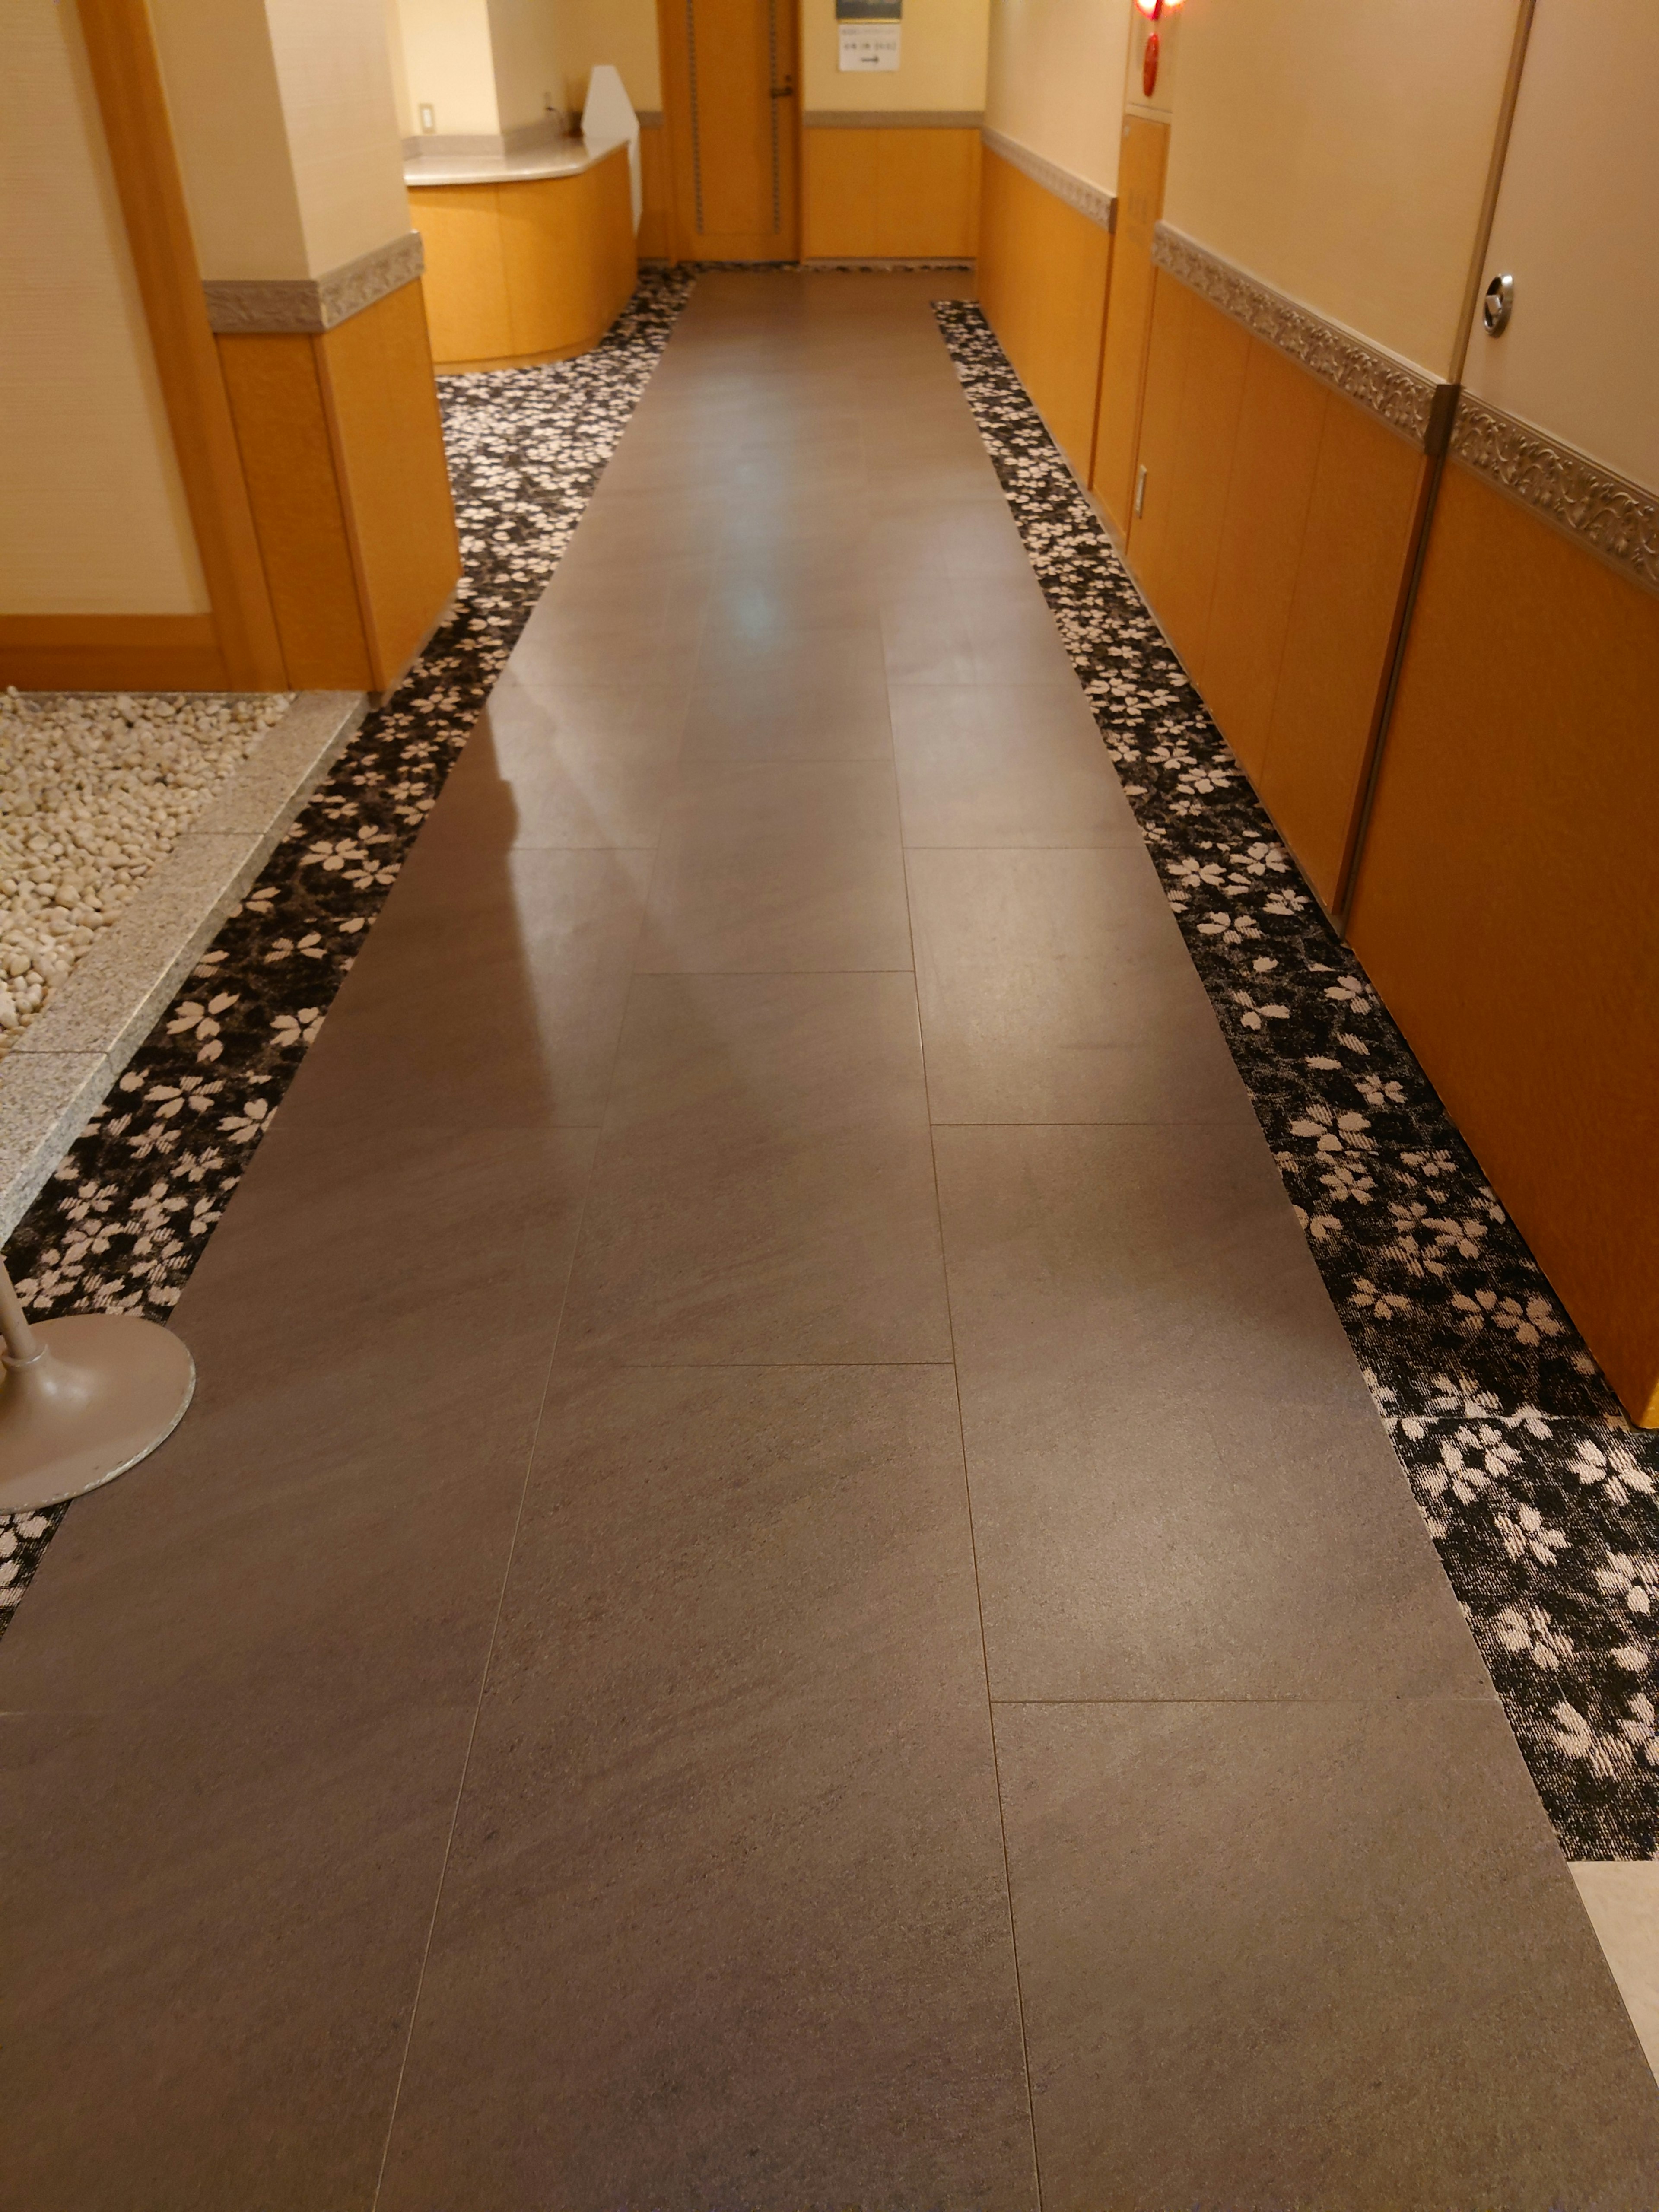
[0, 691, 364, 1242]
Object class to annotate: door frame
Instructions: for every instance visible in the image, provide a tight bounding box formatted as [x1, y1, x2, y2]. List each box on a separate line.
[656, 0, 802, 263]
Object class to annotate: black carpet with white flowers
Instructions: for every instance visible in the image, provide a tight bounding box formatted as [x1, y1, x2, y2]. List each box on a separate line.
[2, 272, 1654, 1859]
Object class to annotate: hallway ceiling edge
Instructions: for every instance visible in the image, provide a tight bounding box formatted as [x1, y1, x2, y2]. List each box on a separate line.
[1153, 223, 1448, 448]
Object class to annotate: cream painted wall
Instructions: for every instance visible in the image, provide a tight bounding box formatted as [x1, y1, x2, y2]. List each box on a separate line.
[801, 0, 990, 113]
[0, 1, 205, 615]
[383, 0, 418, 138]
[154, 0, 408, 278]
[1466, 0, 1659, 495]
[261, 0, 410, 272]
[488, 0, 567, 132]
[149, 0, 309, 279]
[395, 0, 502, 137]
[985, 0, 1131, 192]
[1163, 0, 1526, 378]
[559, 0, 662, 117]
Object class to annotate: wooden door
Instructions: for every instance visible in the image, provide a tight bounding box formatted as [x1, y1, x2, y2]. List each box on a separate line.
[658, 0, 800, 261]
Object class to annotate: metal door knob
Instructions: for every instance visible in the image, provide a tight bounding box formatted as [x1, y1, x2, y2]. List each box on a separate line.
[1483, 272, 1515, 336]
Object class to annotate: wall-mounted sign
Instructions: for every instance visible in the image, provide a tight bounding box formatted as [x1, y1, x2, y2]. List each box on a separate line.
[838, 0, 900, 71]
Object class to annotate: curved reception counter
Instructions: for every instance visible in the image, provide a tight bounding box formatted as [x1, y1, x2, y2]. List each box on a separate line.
[406, 139, 636, 373]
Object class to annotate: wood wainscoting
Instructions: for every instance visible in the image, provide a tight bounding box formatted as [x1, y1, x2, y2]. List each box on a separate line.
[801, 125, 982, 262]
[1091, 116, 1166, 535]
[407, 145, 637, 371]
[1348, 460, 1659, 1427]
[217, 279, 461, 694]
[975, 143, 1111, 481]
[0, 616, 226, 693]
[1127, 269, 1428, 910]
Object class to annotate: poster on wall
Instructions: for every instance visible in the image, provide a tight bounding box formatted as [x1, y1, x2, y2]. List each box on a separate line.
[837, 0, 900, 72]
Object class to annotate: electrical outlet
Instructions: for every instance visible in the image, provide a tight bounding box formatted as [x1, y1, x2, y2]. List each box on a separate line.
[1134, 464, 1148, 518]
[419, 103, 435, 133]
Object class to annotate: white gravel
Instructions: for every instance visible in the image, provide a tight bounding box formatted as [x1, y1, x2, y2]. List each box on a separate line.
[0, 689, 292, 1058]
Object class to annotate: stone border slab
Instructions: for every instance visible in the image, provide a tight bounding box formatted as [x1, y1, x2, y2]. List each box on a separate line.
[0, 691, 364, 1241]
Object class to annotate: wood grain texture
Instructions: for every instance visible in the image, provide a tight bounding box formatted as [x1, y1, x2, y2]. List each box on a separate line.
[1091, 116, 1167, 535]
[976, 146, 1109, 480]
[408, 151, 635, 372]
[0, 615, 225, 691]
[318, 281, 461, 693]
[802, 128, 981, 261]
[638, 120, 676, 261]
[1260, 396, 1424, 907]
[74, 0, 284, 689]
[217, 335, 373, 690]
[1127, 270, 1427, 911]
[1127, 275, 1249, 683]
[659, 0, 800, 262]
[1349, 462, 1659, 1427]
[1201, 339, 1327, 782]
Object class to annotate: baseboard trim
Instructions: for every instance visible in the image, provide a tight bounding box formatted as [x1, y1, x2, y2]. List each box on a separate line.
[0, 615, 226, 693]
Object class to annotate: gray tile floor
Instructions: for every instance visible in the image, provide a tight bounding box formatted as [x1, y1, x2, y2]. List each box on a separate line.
[4, 273, 1659, 2208]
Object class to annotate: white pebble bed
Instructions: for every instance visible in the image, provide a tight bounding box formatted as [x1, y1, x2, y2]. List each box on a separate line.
[0, 689, 292, 1058]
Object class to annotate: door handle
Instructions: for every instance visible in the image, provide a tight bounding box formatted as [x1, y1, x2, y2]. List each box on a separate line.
[769, 77, 795, 97]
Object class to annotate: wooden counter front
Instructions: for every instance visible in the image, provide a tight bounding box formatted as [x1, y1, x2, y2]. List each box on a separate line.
[408, 143, 636, 373]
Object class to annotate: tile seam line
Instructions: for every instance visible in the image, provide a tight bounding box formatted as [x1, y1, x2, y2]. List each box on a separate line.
[366, 1122, 600, 2212]
[370, 356, 689, 2206]
[916, 911, 1045, 2203]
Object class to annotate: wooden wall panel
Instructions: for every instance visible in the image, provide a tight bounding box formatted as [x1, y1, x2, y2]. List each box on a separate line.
[219, 284, 459, 693]
[319, 281, 461, 693]
[1091, 115, 1168, 535]
[1201, 339, 1325, 780]
[975, 146, 1110, 479]
[1127, 271, 1430, 912]
[217, 334, 372, 689]
[638, 121, 675, 260]
[1348, 464, 1659, 1427]
[802, 128, 982, 263]
[1127, 274, 1248, 681]
[409, 150, 635, 373]
[0, 616, 225, 692]
[1259, 397, 1425, 906]
[409, 187, 513, 366]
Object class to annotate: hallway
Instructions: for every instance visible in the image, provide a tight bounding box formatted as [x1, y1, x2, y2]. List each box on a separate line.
[5, 273, 1659, 2206]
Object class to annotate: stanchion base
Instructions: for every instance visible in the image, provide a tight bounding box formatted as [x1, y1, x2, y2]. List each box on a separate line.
[0, 1315, 195, 1516]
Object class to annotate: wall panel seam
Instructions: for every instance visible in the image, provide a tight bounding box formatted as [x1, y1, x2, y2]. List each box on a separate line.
[1153, 223, 1453, 448]
[1452, 395, 1659, 596]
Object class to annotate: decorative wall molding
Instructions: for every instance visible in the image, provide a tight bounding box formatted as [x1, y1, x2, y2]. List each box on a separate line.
[203, 232, 425, 337]
[980, 127, 1115, 233]
[1452, 394, 1659, 595]
[1152, 223, 1451, 448]
[805, 109, 984, 129]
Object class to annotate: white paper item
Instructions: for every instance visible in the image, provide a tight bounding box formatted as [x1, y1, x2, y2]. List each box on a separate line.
[839, 24, 901, 70]
[581, 64, 642, 230]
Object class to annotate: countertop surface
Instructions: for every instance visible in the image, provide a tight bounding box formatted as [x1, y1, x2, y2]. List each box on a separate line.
[404, 134, 627, 188]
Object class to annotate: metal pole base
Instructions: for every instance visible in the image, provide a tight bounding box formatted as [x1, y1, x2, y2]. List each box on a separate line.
[0, 1316, 195, 1516]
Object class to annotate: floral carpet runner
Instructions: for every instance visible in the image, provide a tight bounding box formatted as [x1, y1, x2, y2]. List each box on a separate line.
[930, 298, 1659, 1858]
